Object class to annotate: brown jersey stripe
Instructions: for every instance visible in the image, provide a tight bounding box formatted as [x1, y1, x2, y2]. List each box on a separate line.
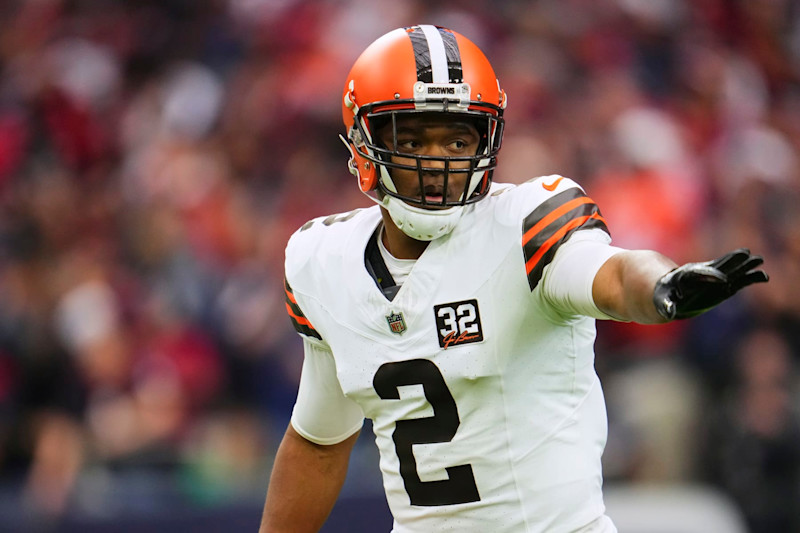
[284, 279, 322, 340]
[525, 212, 607, 274]
[522, 196, 595, 247]
[522, 189, 609, 290]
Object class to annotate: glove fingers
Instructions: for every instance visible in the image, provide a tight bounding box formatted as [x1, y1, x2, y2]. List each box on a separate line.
[722, 255, 766, 293]
[726, 255, 764, 278]
[709, 248, 751, 273]
[730, 269, 769, 292]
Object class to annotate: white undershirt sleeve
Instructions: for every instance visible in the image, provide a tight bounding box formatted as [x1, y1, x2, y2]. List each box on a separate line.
[290, 338, 364, 445]
[541, 229, 626, 320]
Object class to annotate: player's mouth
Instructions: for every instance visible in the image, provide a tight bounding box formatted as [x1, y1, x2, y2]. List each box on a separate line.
[424, 193, 444, 203]
[420, 185, 448, 206]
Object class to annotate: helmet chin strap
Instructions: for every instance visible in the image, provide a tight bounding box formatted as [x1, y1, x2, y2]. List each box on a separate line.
[361, 191, 464, 241]
[384, 195, 465, 241]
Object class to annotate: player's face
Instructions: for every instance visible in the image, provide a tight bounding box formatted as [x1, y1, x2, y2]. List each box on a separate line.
[376, 113, 481, 209]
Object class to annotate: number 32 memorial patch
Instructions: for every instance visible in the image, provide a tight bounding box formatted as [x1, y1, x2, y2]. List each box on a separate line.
[433, 299, 484, 349]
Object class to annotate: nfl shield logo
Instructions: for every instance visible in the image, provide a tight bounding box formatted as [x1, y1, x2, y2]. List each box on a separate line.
[386, 311, 407, 335]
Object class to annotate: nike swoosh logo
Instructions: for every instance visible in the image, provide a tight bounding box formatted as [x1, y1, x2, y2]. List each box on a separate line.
[542, 176, 564, 191]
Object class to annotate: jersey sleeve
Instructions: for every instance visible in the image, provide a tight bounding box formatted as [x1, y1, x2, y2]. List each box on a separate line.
[291, 338, 365, 445]
[521, 180, 610, 291]
[540, 229, 625, 320]
[284, 278, 323, 342]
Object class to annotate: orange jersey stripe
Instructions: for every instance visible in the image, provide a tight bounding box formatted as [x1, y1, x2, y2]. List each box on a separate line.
[522, 196, 595, 248]
[285, 301, 315, 328]
[284, 278, 322, 339]
[525, 213, 607, 275]
[285, 287, 297, 305]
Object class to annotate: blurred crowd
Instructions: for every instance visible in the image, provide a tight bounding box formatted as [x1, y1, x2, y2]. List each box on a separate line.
[0, 0, 798, 531]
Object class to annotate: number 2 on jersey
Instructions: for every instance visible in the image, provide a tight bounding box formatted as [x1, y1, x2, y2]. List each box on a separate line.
[373, 359, 480, 506]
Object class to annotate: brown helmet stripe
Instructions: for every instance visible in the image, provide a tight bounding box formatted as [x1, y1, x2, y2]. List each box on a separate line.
[406, 25, 463, 84]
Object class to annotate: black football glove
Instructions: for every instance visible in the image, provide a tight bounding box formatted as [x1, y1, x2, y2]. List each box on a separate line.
[653, 248, 769, 320]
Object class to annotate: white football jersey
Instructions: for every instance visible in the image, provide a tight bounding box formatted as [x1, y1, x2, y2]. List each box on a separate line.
[284, 177, 620, 533]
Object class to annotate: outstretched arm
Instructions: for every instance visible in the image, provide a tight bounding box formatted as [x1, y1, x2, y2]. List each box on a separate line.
[592, 250, 677, 324]
[593, 248, 768, 324]
[259, 425, 359, 533]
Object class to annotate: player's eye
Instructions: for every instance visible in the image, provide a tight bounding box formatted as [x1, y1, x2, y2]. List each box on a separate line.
[448, 137, 478, 154]
[396, 139, 420, 152]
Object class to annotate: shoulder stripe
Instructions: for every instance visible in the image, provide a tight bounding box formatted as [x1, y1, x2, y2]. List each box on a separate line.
[522, 188, 609, 290]
[284, 279, 322, 340]
[522, 195, 595, 246]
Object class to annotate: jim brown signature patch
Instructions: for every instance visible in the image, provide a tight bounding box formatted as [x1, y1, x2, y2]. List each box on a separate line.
[434, 299, 484, 349]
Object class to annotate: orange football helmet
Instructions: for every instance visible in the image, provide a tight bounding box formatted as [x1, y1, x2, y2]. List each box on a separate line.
[340, 25, 507, 221]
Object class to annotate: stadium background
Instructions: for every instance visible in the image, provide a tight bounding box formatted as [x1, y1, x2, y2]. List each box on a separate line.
[0, 0, 798, 531]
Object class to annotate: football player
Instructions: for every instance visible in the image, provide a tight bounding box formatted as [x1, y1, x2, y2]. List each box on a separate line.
[260, 25, 767, 533]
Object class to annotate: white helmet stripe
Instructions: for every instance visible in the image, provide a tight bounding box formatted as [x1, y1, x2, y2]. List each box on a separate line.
[418, 25, 449, 83]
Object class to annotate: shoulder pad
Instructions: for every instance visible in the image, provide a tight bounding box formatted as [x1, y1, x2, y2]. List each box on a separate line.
[286, 207, 375, 274]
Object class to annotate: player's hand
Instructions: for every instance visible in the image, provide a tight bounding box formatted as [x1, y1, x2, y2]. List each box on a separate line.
[653, 248, 769, 320]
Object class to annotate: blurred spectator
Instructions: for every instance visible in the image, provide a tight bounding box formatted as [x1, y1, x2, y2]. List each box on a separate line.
[699, 328, 800, 533]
